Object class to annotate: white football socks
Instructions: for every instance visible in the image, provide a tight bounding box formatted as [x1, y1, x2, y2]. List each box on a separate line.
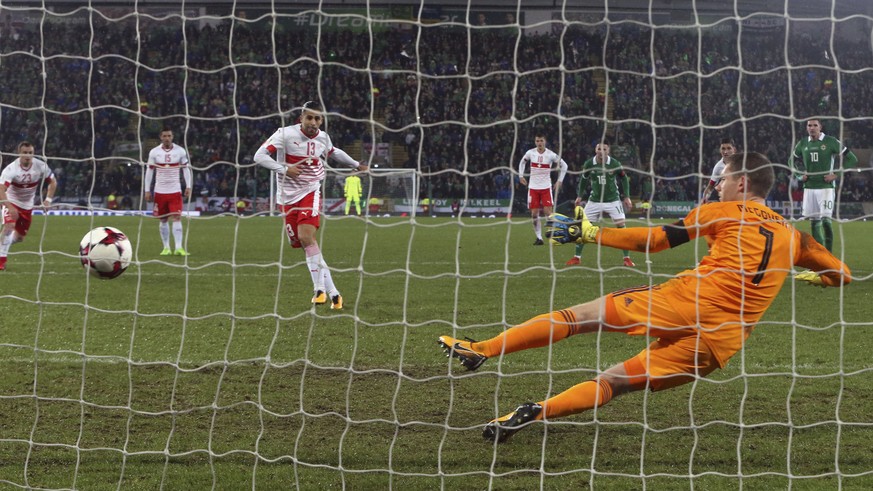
[304, 244, 325, 292]
[159, 221, 170, 249]
[172, 221, 184, 249]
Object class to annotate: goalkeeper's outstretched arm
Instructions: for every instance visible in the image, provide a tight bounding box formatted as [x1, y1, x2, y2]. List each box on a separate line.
[793, 231, 852, 288]
[547, 213, 675, 253]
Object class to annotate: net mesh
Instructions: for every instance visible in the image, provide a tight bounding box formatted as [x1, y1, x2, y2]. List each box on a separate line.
[0, 2, 871, 489]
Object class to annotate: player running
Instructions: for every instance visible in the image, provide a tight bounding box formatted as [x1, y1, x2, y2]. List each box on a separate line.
[0, 141, 57, 271]
[254, 100, 368, 309]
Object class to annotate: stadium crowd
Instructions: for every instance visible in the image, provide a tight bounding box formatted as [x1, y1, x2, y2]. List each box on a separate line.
[0, 8, 871, 210]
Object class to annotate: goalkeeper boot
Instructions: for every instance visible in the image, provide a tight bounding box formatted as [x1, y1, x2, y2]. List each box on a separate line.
[160, 248, 172, 256]
[311, 290, 327, 305]
[565, 256, 581, 266]
[438, 335, 487, 371]
[623, 257, 636, 267]
[174, 248, 189, 256]
[533, 238, 544, 246]
[483, 402, 543, 443]
[330, 294, 343, 310]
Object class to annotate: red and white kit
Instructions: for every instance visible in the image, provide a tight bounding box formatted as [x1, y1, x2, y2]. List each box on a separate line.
[254, 123, 358, 206]
[518, 147, 567, 209]
[145, 143, 192, 217]
[0, 157, 54, 236]
[0, 157, 54, 211]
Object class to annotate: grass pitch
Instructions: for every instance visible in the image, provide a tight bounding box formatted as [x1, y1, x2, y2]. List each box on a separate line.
[1, 213, 872, 490]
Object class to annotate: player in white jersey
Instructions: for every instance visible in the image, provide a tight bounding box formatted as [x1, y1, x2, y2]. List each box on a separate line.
[0, 141, 57, 271]
[254, 100, 369, 309]
[144, 128, 193, 256]
[700, 138, 736, 204]
[518, 132, 568, 245]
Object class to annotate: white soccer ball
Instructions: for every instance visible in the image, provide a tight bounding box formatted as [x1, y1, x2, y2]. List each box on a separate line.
[79, 226, 133, 279]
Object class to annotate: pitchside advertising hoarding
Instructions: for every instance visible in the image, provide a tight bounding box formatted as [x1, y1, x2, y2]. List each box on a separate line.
[27, 197, 868, 219]
[32, 196, 514, 216]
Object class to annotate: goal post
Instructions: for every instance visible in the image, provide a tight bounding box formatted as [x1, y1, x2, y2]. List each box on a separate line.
[322, 167, 418, 217]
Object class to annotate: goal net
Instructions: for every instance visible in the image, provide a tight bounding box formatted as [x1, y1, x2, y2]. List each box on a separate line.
[0, 1, 871, 489]
[322, 168, 418, 217]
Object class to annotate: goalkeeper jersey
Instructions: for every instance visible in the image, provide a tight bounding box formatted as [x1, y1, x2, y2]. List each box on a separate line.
[599, 200, 850, 367]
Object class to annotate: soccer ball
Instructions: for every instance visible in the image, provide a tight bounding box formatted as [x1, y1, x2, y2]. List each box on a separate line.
[79, 226, 133, 279]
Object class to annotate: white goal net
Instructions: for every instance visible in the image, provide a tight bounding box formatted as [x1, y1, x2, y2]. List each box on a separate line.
[0, 1, 871, 489]
[322, 168, 418, 217]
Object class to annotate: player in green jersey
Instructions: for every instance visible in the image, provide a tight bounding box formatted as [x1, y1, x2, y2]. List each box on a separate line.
[566, 142, 634, 267]
[791, 119, 858, 252]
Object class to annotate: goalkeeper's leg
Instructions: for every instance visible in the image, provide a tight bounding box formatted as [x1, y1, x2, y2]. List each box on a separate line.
[470, 299, 606, 358]
[344, 199, 351, 215]
[481, 294, 719, 441]
[536, 334, 717, 419]
[353, 197, 362, 216]
[822, 217, 833, 252]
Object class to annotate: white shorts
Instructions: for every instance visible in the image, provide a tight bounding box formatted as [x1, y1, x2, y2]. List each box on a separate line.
[584, 200, 626, 222]
[802, 188, 835, 219]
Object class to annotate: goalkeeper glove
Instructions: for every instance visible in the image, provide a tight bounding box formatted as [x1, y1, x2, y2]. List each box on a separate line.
[545, 212, 599, 245]
[794, 270, 826, 288]
[574, 205, 585, 220]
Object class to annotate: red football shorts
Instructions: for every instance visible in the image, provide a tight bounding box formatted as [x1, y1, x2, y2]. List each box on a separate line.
[153, 192, 183, 219]
[527, 188, 553, 210]
[2, 204, 33, 237]
[280, 191, 321, 248]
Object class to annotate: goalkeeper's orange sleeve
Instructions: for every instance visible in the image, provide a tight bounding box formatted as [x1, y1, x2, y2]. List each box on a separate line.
[794, 231, 852, 287]
[597, 226, 672, 253]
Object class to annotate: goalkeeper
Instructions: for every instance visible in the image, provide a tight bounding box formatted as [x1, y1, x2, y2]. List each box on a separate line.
[344, 173, 363, 216]
[438, 152, 852, 443]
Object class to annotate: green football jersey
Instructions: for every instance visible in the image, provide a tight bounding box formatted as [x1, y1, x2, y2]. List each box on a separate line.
[792, 134, 856, 189]
[577, 156, 630, 203]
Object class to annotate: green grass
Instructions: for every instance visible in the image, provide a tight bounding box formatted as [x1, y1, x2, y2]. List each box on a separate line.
[1, 214, 872, 490]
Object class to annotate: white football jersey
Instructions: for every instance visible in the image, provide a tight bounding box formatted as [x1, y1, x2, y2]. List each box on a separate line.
[146, 144, 192, 194]
[708, 158, 727, 185]
[0, 157, 54, 210]
[254, 124, 336, 205]
[519, 148, 566, 190]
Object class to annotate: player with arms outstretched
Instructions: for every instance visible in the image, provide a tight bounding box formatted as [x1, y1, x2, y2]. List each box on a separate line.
[518, 132, 567, 245]
[566, 141, 633, 266]
[254, 100, 368, 309]
[438, 152, 851, 443]
[0, 141, 56, 271]
[144, 128, 193, 256]
[791, 119, 858, 252]
[700, 138, 736, 204]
